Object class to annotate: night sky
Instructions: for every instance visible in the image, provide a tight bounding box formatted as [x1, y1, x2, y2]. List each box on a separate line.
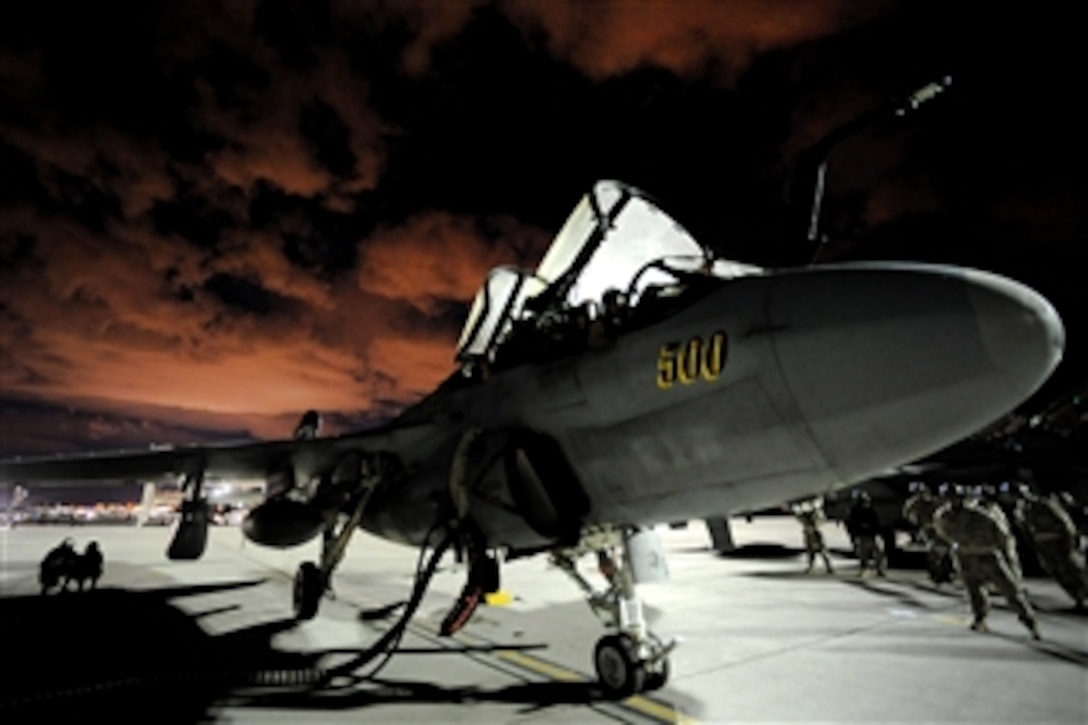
[1, 1, 1084, 457]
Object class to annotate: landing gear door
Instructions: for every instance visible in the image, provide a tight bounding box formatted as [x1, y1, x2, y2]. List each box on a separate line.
[625, 527, 669, 584]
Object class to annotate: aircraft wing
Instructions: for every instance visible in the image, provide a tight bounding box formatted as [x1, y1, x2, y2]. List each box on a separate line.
[0, 419, 439, 487]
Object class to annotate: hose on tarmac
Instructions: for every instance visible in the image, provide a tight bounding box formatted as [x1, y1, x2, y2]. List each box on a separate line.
[318, 521, 454, 683]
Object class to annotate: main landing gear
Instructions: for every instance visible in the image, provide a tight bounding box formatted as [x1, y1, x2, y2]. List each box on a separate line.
[293, 561, 325, 620]
[292, 457, 391, 621]
[552, 527, 675, 698]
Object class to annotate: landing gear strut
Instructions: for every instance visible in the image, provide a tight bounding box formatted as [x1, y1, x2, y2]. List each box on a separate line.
[167, 468, 209, 560]
[552, 527, 674, 698]
[292, 456, 391, 621]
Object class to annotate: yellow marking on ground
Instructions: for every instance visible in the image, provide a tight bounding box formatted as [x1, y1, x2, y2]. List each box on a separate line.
[497, 649, 700, 724]
[484, 590, 513, 606]
[624, 694, 701, 725]
[498, 649, 582, 682]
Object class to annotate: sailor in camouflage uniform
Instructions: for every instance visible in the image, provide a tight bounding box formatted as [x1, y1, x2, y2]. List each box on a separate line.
[903, 482, 953, 583]
[934, 485, 1040, 638]
[1015, 486, 1088, 610]
[793, 497, 834, 574]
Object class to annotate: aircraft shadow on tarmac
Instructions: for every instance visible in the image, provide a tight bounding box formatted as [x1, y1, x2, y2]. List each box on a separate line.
[686, 542, 931, 570]
[0, 578, 633, 722]
[829, 637, 1088, 667]
[836, 575, 959, 611]
[739, 569, 1088, 669]
[233, 673, 614, 713]
[714, 543, 803, 559]
[0, 579, 306, 722]
[738, 568, 961, 613]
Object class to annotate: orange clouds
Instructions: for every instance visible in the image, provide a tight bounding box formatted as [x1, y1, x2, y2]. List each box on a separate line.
[357, 211, 549, 314]
[368, 334, 460, 399]
[359, 0, 483, 76]
[196, 48, 386, 207]
[385, 0, 893, 82]
[214, 230, 337, 311]
[0, 0, 929, 458]
[0, 201, 538, 451]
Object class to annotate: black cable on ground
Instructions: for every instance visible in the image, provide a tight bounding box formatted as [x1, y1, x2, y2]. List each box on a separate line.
[317, 521, 454, 684]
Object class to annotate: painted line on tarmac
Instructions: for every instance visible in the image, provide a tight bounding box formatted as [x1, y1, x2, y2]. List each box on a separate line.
[452, 628, 700, 725]
[231, 543, 700, 724]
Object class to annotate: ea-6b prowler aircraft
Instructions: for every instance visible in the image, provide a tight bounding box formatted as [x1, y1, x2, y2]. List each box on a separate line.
[0, 84, 1067, 697]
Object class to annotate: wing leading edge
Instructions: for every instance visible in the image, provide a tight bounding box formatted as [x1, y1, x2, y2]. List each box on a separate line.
[0, 419, 439, 487]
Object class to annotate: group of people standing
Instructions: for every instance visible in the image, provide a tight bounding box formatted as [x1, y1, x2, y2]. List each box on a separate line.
[791, 491, 887, 577]
[39, 538, 104, 594]
[793, 479, 1087, 639]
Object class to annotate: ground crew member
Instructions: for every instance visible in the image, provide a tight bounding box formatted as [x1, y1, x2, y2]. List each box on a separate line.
[792, 497, 834, 574]
[1015, 486, 1088, 610]
[39, 538, 76, 594]
[78, 541, 104, 590]
[976, 484, 1023, 581]
[1057, 491, 1087, 553]
[934, 486, 1040, 638]
[846, 492, 886, 577]
[903, 482, 953, 584]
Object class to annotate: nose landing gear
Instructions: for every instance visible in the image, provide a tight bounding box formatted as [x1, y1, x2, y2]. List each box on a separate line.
[594, 631, 671, 698]
[552, 526, 675, 698]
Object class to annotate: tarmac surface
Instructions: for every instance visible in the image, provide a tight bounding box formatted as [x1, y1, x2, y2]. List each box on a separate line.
[1, 516, 1085, 723]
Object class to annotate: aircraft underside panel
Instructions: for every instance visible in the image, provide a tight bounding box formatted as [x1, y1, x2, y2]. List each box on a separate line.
[562, 376, 830, 525]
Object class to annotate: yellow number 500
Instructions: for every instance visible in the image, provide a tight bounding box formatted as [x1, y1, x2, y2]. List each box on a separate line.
[656, 331, 727, 391]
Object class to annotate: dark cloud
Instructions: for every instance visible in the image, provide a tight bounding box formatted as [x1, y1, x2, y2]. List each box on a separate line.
[0, 399, 246, 456]
[503, 0, 898, 81]
[0, 1, 1083, 455]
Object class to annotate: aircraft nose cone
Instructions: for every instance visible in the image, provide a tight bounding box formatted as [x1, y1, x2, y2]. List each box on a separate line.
[964, 268, 1065, 401]
[769, 263, 1064, 482]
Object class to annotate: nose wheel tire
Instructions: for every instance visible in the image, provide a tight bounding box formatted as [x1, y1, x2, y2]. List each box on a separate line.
[641, 632, 670, 692]
[293, 561, 324, 620]
[594, 633, 646, 699]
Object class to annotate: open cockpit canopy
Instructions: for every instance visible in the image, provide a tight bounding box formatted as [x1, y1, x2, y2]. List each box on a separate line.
[456, 180, 762, 363]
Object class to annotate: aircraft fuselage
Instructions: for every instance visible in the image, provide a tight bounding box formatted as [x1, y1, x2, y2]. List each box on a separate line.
[361, 261, 1064, 550]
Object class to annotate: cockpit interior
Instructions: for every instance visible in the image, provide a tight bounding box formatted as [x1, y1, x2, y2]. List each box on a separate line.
[455, 180, 762, 376]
